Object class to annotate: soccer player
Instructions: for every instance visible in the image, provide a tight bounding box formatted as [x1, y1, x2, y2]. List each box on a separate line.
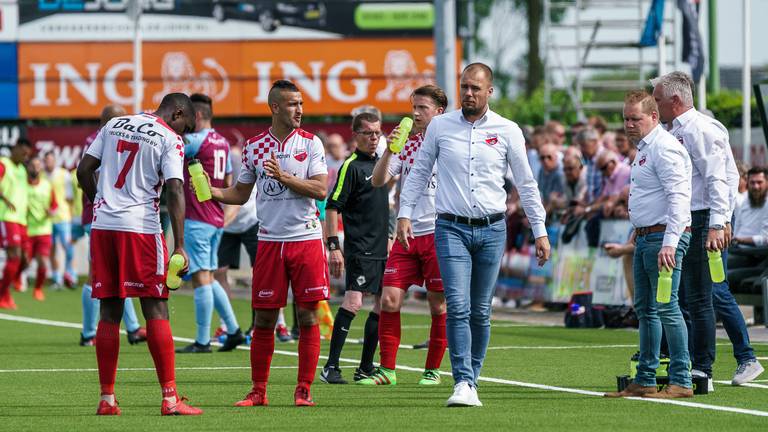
[0, 138, 33, 310]
[360, 85, 448, 386]
[43, 151, 76, 289]
[175, 93, 244, 354]
[320, 112, 390, 384]
[77, 93, 202, 416]
[78, 105, 145, 347]
[207, 80, 329, 407]
[24, 157, 58, 301]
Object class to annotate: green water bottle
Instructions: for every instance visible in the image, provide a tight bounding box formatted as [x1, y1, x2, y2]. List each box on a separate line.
[188, 159, 212, 202]
[708, 250, 725, 283]
[166, 254, 186, 290]
[657, 267, 673, 303]
[388, 117, 414, 153]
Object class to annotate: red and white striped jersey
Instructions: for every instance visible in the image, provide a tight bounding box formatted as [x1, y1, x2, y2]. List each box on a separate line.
[86, 113, 184, 234]
[387, 133, 437, 235]
[238, 128, 327, 242]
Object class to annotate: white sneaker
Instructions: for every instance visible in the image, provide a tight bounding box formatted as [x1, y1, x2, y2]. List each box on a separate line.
[732, 360, 765, 386]
[691, 369, 714, 392]
[446, 381, 481, 407]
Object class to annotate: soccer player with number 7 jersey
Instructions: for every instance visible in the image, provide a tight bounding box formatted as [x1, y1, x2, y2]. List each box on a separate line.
[175, 93, 244, 355]
[77, 93, 202, 416]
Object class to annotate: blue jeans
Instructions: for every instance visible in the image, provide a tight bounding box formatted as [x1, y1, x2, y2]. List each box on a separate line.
[713, 248, 756, 365]
[633, 231, 692, 388]
[434, 218, 506, 387]
[679, 210, 717, 375]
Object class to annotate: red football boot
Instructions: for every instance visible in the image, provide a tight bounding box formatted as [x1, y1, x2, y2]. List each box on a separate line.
[294, 385, 316, 407]
[96, 399, 121, 416]
[234, 388, 268, 407]
[161, 396, 203, 416]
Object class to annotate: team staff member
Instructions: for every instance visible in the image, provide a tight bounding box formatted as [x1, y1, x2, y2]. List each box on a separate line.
[0, 138, 33, 310]
[605, 90, 693, 399]
[78, 93, 202, 416]
[361, 85, 448, 386]
[652, 71, 728, 390]
[397, 63, 550, 407]
[207, 80, 329, 408]
[321, 112, 390, 385]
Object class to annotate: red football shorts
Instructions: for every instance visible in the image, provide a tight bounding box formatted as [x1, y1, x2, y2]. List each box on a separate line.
[24, 234, 53, 258]
[1, 221, 27, 248]
[90, 228, 169, 299]
[383, 232, 443, 292]
[252, 239, 330, 309]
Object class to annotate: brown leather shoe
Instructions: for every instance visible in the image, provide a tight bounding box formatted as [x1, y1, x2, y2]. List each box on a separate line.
[604, 383, 658, 398]
[642, 384, 693, 399]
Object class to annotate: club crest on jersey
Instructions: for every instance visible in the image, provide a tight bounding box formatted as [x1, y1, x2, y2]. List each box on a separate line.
[485, 134, 499, 145]
[293, 150, 308, 162]
[638, 155, 647, 166]
[677, 137, 684, 145]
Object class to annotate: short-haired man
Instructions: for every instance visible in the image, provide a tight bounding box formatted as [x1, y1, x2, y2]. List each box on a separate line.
[175, 93, 244, 354]
[359, 85, 448, 386]
[605, 90, 693, 399]
[398, 63, 550, 406]
[321, 111, 390, 384]
[24, 157, 57, 301]
[0, 138, 33, 310]
[208, 80, 329, 407]
[77, 93, 202, 415]
[652, 71, 731, 390]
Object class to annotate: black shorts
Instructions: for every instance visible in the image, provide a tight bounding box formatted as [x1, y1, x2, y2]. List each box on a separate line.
[217, 223, 259, 270]
[345, 256, 385, 295]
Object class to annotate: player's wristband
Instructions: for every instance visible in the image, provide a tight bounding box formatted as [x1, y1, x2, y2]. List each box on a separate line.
[327, 236, 341, 251]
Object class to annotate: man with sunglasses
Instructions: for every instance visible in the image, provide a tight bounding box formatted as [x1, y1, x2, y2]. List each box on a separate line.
[537, 143, 565, 220]
[321, 112, 390, 384]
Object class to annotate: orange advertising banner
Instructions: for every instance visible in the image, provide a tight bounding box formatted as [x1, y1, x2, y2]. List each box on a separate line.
[19, 38, 459, 119]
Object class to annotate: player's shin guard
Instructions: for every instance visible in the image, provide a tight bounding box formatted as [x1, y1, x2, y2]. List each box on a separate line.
[250, 327, 274, 386]
[360, 312, 380, 371]
[425, 313, 447, 370]
[379, 311, 401, 370]
[146, 319, 177, 398]
[298, 324, 321, 386]
[95, 320, 120, 395]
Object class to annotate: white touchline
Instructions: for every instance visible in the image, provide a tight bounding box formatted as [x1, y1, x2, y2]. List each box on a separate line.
[714, 380, 768, 390]
[2, 312, 768, 418]
[0, 366, 357, 374]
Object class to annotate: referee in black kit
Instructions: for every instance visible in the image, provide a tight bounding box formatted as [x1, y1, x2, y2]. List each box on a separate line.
[321, 112, 390, 384]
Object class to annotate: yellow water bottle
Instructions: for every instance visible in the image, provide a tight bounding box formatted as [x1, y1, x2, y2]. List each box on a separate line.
[166, 254, 186, 290]
[708, 250, 725, 283]
[657, 267, 673, 303]
[188, 159, 212, 202]
[388, 117, 414, 153]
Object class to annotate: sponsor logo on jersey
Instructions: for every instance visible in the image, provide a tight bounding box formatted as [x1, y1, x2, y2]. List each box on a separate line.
[384, 268, 397, 274]
[258, 289, 274, 298]
[112, 118, 162, 138]
[262, 178, 287, 196]
[123, 281, 145, 288]
[305, 286, 326, 294]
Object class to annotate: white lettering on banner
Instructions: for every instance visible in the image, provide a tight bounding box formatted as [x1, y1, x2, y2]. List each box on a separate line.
[29, 63, 51, 106]
[34, 140, 83, 169]
[280, 61, 324, 102]
[327, 60, 368, 103]
[56, 63, 100, 106]
[252, 62, 273, 103]
[103, 62, 137, 105]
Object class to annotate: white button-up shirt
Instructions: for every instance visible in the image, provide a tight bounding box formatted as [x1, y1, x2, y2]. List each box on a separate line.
[692, 110, 740, 221]
[398, 108, 547, 239]
[667, 108, 730, 227]
[628, 124, 692, 248]
[734, 197, 768, 246]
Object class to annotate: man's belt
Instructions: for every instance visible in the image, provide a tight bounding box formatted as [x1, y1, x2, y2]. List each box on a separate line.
[437, 212, 505, 227]
[635, 224, 691, 237]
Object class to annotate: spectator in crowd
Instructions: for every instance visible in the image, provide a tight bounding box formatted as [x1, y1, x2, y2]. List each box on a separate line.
[324, 133, 347, 188]
[544, 120, 566, 148]
[730, 166, 768, 271]
[735, 161, 749, 207]
[570, 121, 587, 145]
[537, 143, 564, 222]
[614, 128, 637, 164]
[573, 127, 604, 246]
[596, 150, 632, 218]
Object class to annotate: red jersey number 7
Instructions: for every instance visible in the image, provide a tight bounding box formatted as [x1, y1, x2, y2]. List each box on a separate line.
[114, 140, 139, 189]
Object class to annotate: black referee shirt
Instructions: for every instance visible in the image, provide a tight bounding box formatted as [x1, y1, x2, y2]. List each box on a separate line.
[326, 149, 389, 259]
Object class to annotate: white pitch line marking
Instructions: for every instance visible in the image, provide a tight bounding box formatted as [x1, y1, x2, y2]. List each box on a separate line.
[714, 380, 768, 389]
[2, 312, 768, 418]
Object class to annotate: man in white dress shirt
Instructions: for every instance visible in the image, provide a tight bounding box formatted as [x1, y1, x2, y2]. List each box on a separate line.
[397, 63, 550, 407]
[652, 72, 729, 389]
[605, 90, 693, 399]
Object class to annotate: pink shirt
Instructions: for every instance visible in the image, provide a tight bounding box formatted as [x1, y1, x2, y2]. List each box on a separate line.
[600, 162, 631, 198]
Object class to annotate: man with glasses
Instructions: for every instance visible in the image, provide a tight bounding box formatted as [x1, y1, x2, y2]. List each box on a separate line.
[537, 143, 565, 221]
[321, 112, 390, 384]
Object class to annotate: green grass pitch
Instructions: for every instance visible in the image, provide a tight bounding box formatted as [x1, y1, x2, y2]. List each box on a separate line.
[1, 288, 766, 431]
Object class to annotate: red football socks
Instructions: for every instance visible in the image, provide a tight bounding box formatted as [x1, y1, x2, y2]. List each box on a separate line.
[95, 320, 120, 395]
[146, 319, 176, 397]
[378, 311, 401, 370]
[0, 257, 20, 302]
[250, 327, 274, 385]
[298, 324, 320, 385]
[425, 313, 447, 370]
[34, 265, 46, 291]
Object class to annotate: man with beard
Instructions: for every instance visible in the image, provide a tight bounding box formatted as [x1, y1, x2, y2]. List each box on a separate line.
[397, 63, 550, 406]
[722, 166, 768, 385]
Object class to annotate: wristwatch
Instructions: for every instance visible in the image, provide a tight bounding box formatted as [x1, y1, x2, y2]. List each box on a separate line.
[711, 224, 725, 231]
